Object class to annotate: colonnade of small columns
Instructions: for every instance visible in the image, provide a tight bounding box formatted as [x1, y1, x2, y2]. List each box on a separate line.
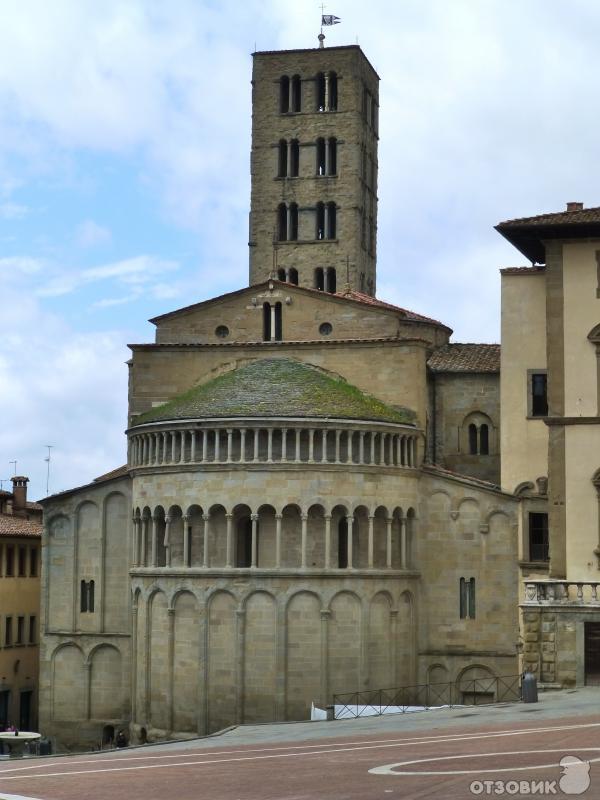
[131, 504, 415, 573]
[129, 424, 419, 470]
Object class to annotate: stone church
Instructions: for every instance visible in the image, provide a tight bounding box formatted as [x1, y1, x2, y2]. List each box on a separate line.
[39, 42, 521, 750]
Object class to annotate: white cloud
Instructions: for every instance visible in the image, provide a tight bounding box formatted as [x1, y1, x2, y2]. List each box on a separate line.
[75, 219, 112, 248]
[38, 254, 180, 299]
[0, 281, 129, 500]
[0, 255, 43, 274]
[0, 201, 28, 219]
[3, 0, 600, 494]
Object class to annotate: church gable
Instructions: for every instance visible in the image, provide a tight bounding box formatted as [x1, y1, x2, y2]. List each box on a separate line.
[152, 281, 444, 345]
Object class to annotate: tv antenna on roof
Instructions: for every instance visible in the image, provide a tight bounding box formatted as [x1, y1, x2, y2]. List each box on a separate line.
[9, 460, 16, 476]
[45, 445, 53, 497]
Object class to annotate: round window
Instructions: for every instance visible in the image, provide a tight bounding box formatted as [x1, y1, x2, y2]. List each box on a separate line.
[319, 322, 333, 336]
[215, 325, 230, 339]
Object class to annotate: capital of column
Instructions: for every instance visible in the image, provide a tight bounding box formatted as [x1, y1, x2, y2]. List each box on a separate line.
[346, 515, 354, 523]
[301, 513, 309, 522]
[182, 514, 189, 523]
[225, 513, 233, 521]
[250, 513, 259, 522]
[386, 517, 393, 525]
[202, 514, 210, 523]
[164, 515, 172, 524]
[167, 607, 175, 617]
[324, 514, 332, 521]
[275, 513, 283, 521]
[235, 609, 246, 619]
[320, 609, 331, 620]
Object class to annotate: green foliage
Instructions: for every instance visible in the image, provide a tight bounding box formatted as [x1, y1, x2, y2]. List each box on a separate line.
[134, 358, 415, 426]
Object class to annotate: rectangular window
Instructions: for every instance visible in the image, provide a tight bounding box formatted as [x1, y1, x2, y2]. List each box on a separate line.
[29, 547, 37, 577]
[529, 512, 549, 561]
[5, 546, 14, 577]
[18, 547, 26, 577]
[29, 616, 36, 644]
[459, 577, 476, 619]
[5, 616, 12, 646]
[16, 616, 24, 645]
[0, 690, 9, 727]
[529, 371, 548, 417]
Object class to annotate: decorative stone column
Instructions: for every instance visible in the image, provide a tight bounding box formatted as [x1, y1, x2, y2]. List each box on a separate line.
[275, 513, 283, 568]
[367, 515, 375, 569]
[301, 513, 309, 568]
[324, 514, 332, 569]
[226, 513, 234, 568]
[346, 515, 354, 569]
[132, 515, 140, 567]
[190, 432, 196, 462]
[164, 515, 172, 567]
[400, 518, 407, 569]
[151, 515, 159, 567]
[251, 513, 259, 567]
[386, 517, 393, 568]
[182, 515, 190, 568]
[202, 514, 210, 568]
[227, 429, 233, 463]
[141, 517, 148, 567]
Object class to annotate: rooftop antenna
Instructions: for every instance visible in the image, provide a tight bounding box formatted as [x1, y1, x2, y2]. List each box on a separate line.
[45, 445, 53, 497]
[0, 477, 10, 491]
[9, 460, 16, 476]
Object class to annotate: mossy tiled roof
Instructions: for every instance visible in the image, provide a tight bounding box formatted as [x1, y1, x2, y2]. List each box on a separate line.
[134, 358, 415, 426]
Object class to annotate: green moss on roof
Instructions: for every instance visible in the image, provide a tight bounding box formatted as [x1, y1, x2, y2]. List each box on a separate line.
[134, 358, 415, 426]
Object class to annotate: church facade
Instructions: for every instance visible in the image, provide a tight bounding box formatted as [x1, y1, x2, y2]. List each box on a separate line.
[39, 43, 521, 750]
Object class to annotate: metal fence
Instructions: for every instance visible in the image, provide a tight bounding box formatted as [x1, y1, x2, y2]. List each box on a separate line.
[332, 674, 522, 719]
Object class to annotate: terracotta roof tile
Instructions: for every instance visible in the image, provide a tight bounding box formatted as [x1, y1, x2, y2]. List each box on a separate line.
[0, 514, 42, 538]
[93, 465, 129, 483]
[500, 266, 546, 275]
[149, 280, 452, 332]
[331, 288, 449, 327]
[498, 206, 600, 227]
[421, 464, 510, 495]
[428, 343, 500, 373]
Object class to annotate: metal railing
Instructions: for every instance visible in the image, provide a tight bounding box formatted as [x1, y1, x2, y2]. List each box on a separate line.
[332, 674, 521, 719]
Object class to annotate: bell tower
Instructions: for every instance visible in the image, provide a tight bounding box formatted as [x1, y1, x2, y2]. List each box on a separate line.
[248, 43, 379, 296]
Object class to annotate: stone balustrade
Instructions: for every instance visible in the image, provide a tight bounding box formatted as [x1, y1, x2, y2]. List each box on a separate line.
[128, 419, 420, 470]
[523, 580, 600, 606]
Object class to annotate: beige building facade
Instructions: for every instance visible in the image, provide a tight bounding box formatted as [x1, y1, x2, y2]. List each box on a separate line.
[39, 41, 519, 752]
[498, 205, 600, 687]
[0, 477, 42, 733]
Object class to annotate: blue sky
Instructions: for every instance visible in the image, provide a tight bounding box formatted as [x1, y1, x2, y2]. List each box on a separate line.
[2, 0, 600, 499]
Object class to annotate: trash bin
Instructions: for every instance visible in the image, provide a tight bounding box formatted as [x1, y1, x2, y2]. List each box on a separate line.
[522, 672, 538, 703]
[39, 738, 52, 756]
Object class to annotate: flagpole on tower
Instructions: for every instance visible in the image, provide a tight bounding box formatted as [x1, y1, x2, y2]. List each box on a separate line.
[318, 5, 341, 47]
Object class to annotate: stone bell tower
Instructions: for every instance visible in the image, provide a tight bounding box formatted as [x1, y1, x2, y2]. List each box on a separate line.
[248, 43, 379, 296]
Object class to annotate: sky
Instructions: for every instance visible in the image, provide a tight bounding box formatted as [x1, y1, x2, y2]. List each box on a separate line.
[1, 0, 599, 500]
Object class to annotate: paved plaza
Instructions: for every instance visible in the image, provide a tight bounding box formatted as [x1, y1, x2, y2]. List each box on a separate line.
[1, 688, 600, 799]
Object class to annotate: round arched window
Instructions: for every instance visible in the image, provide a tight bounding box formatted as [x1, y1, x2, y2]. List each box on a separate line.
[215, 325, 229, 339]
[319, 322, 333, 336]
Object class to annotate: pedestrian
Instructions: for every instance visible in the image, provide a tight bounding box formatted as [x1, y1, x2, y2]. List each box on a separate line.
[115, 729, 127, 748]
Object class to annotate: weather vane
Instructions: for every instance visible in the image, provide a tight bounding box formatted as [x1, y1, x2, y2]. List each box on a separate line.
[319, 4, 341, 47]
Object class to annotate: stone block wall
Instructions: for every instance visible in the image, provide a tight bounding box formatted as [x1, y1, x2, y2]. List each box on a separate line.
[249, 47, 379, 294]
